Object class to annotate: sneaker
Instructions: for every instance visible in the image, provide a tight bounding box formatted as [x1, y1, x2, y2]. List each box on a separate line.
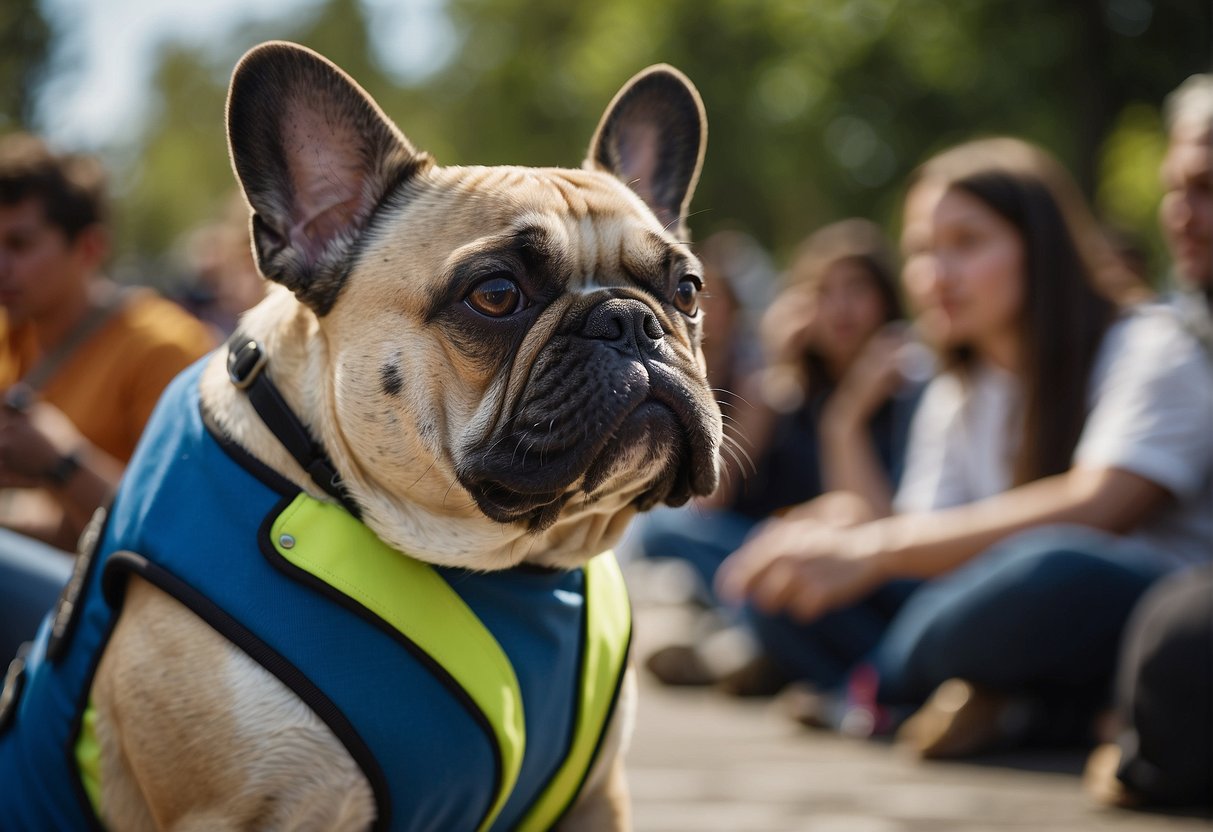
[644, 626, 788, 694]
[780, 681, 841, 730]
[718, 655, 788, 697]
[1083, 742, 1142, 808]
[643, 644, 716, 687]
[896, 678, 1032, 759]
[779, 666, 902, 737]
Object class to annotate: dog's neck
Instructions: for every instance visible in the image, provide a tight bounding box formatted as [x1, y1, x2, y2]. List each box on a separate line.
[199, 287, 636, 572]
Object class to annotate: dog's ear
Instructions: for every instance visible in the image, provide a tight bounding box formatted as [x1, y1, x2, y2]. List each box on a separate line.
[226, 41, 430, 315]
[585, 65, 706, 236]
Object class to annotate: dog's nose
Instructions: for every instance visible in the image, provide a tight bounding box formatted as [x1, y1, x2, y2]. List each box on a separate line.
[581, 299, 664, 354]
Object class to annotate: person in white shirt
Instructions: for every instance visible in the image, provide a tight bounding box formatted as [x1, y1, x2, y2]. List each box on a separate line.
[1159, 74, 1213, 355]
[717, 137, 1213, 757]
[1084, 74, 1213, 811]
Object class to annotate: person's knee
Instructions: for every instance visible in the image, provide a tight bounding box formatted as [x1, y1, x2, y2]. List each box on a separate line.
[744, 605, 856, 690]
[959, 537, 1160, 626]
[887, 541, 1159, 694]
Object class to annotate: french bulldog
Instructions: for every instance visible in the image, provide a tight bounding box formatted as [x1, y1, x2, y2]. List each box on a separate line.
[0, 41, 720, 831]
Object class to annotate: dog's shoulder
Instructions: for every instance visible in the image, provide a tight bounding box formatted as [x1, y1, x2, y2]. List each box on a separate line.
[93, 577, 375, 829]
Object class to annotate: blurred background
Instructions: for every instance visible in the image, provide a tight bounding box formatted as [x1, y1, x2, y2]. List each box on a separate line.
[3, 0, 1210, 288]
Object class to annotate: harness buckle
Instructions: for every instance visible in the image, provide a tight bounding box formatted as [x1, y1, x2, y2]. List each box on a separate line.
[228, 338, 268, 390]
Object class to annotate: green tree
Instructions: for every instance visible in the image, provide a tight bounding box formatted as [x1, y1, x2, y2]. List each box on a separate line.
[104, 0, 1212, 277]
[0, 0, 52, 131]
[419, 0, 1209, 261]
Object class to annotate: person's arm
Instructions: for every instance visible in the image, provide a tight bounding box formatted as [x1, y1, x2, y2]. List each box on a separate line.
[46, 444, 122, 547]
[871, 465, 1169, 578]
[818, 327, 907, 518]
[717, 464, 1171, 621]
[0, 401, 123, 549]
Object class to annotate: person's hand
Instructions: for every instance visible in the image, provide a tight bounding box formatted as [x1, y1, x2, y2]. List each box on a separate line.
[823, 324, 907, 428]
[0, 399, 82, 489]
[759, 285, 818, 368]
[777, 490, 878, 527]
[715, 516, 887, 622]
[755, 286, 819, 413]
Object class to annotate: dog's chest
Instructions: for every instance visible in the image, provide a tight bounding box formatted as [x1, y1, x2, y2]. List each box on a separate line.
[436, 566, 588, 824]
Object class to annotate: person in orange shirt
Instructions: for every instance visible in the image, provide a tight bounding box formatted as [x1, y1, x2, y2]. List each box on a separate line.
[0, 134, 215, 554]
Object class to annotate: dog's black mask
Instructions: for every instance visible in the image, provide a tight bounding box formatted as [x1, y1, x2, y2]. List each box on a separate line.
[459, 290, 719, 531]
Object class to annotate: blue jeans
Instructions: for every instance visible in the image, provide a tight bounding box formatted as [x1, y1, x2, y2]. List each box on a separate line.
[746, 579, 920, 691]
[0, 528, 74, 663]
[630, 506, 758, 603]
[748, 526, 1171, 716]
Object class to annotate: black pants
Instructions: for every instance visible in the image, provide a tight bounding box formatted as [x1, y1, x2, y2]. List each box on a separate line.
[1115, 564, 1213, 811]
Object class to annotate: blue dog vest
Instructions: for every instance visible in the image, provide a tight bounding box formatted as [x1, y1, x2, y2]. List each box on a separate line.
[0, 359, 631, 831]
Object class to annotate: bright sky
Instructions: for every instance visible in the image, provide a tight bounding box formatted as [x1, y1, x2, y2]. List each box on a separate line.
[35, 0, 453, 149]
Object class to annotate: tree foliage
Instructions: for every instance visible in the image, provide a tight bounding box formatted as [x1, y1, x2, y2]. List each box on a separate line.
[0, 0, 52, 131]
[84, 0, 1213, 278]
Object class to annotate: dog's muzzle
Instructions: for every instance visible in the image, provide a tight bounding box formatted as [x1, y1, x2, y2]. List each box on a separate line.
[460, 296, 721, 530]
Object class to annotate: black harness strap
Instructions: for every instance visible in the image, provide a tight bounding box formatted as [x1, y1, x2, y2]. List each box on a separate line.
[226, 333, 362, 519]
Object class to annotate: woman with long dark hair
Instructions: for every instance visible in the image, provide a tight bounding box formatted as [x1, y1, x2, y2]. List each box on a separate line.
[718, 138, 1213, 755]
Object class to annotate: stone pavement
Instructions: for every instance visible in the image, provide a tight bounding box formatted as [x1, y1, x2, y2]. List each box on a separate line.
[623, 604, 1212, 832]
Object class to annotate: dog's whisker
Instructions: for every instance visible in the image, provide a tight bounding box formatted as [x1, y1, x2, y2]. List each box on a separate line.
[722, 435, 757, 477]
[721, 446, 748, 480]
[720, 421, 756, 449]
[661, 208, 713, 235]
[520, 436, 538, 470]
[406, 458, 440, 491]
[708, 395, 756, 414]
[482, 427, 520, 458]
[717, 464, 735, 492]
[718, 441, 741, 471]
[508, 434, 524, 468]
[719, 426, 756, 454]
[441, 474, 464, 509]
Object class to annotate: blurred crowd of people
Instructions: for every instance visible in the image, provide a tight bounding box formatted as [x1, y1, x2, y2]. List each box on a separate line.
[0, 66, 1208, 817]
[627, 73, 1212, 814]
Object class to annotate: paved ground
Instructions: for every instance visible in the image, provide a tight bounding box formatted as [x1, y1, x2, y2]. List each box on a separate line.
[624, 600, 1212, 832]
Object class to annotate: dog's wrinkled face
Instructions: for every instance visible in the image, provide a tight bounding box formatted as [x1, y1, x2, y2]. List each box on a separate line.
[226, 42, 721, 568]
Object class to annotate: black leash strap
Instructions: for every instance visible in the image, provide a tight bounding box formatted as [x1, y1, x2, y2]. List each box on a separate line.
[226, 333, 361, 518]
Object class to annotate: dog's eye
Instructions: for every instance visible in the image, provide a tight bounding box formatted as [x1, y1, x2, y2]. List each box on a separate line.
[673, 276, 702, 316]
[465, 275, 527, 318]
